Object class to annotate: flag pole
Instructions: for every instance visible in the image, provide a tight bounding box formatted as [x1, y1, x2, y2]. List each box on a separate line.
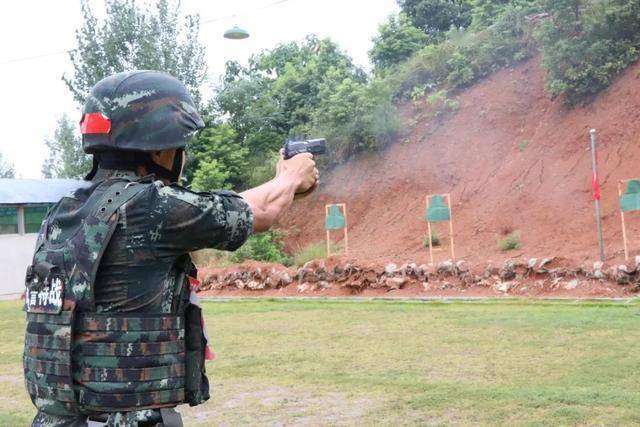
[590, 129, 605, 262]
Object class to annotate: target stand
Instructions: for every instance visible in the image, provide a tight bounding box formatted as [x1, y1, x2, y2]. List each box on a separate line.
[618, 179, 640, 260]
[425, 194, 455, 265]
[325, 204, 348, 257]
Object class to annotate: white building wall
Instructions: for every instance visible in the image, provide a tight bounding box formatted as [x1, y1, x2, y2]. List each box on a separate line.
[0, 233, 37, 297]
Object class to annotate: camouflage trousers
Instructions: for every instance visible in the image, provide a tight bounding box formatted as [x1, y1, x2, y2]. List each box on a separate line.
[32, 409, 180, 427]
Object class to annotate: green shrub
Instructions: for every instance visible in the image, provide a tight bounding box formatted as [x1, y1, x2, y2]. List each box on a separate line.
[370, 13, 432, 71]
[293, 243, 327, 266]
[191, 249, 234, 268]
[538, 0, 640, 106]
[426, 90, 460, 118]
[498, 231, 521, 252]
[423, 230, 441, 247]
[387, 5, 537, 100]
[243, 152, 279, 189]
[229, 231, 293, 266]
[313, 77, 400, 164]
[518, 140, 529, 152]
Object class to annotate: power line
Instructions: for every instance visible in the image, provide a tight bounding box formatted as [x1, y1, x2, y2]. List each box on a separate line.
[0, 0, 297, 66]
[0, 49, 72, 65]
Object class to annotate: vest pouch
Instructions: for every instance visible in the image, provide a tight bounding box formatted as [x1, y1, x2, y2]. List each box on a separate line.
[184, 303, 210, 406]
[73, 313, 186, 413]
[23, 311, 77, 416]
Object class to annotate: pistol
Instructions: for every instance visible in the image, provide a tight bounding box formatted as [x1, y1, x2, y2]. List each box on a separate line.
[283, 138, 326, 159]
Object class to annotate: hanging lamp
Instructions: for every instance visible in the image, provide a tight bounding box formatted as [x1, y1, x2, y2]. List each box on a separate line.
[224, 25, 250, 40]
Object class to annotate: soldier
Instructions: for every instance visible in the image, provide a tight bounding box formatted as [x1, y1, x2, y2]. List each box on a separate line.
[23, 70, 318, 426]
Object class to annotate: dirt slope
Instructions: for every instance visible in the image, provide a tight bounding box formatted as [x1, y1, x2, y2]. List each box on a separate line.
[281, 56, 640, 265]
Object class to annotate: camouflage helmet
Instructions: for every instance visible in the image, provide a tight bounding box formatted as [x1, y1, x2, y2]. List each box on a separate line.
[81, 70, 204, 154]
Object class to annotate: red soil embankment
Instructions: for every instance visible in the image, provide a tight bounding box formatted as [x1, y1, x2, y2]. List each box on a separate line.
[281, 56, 640, 266]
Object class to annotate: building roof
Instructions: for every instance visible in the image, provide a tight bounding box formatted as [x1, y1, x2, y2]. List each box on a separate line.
[0, 179, 89, 205]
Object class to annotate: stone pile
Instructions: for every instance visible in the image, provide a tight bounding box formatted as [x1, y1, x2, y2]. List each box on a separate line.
[199, 257, 640, 294]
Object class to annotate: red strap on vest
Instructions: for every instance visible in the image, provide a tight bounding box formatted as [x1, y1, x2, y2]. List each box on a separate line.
[80, 112, 111, 134]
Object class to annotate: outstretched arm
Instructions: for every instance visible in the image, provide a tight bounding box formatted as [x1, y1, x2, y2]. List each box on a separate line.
[240, 153, 318, 233]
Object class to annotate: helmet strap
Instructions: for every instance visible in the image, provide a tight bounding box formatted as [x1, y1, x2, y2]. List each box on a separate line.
[88, 149, 184, 183]
[143, 149, 184, 183]
[85, 156, 100, 180]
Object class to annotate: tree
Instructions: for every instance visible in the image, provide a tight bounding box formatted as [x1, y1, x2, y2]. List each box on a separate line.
[0, 153, 15, 178]
[397, 0, 474, 36]
[313, 77, 399, 162]
[63, 0, 207, 106]
[190, 124, 249, 191]
[216, 36, 367, 159]
[370, 13, 432, 71]
[50, 0, 209, 182]
[42, 115, 91, 179]
[538, 0, 640, 105]
[470, 0, 511, 28]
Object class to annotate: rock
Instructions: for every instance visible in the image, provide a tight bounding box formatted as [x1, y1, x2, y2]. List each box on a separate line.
[635, 256, 640, 271]
[591, 262, 607, 280]
[316, 281, 330, 290]
[484, 263, 500, 278]
[280, 272, 293, 286]
[297, 267, 317, 283]
[400, 262, 417, 278]
[364, 270, 378, 283]
[527, 258, 538, 269]
[297, 283, 310, 293]
[495, 281, 513, 293]
[564, 279, 579, 290]
[476, 279, 491, 287]
[385, 263, 398, 275]
[386, 277, 407, 289]
[538, 258, 553, 272]
[615, 264, 634, 284]
[455, 260, 469, 274]
[499, 261, 516, 281]
[437, 260, 455, 275]
[233, 279, 245, 289]
[252, 268, 265, 281]
[246, 280, 264, 290]
[315, 266, 329, 281]
[421, 282, 430, 291]
[416, 264, 430, 278]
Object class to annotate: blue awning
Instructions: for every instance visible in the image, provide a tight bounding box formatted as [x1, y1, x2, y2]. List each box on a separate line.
[0, 179, 89, 205]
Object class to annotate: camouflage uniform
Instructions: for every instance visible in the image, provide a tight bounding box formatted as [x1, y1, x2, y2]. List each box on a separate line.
[24, 71, 253, 426]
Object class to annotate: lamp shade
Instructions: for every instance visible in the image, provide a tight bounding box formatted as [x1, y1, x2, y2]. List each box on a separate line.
[224, 25, 250, 40]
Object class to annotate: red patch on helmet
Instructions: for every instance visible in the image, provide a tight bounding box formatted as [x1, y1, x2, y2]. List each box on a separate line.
[80, 112, 111, 134]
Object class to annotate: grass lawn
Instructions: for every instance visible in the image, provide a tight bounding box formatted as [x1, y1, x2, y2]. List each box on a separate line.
[1, 299, 639, 426]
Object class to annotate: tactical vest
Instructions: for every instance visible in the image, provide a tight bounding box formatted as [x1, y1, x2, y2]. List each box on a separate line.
[23, 177, 209, 416]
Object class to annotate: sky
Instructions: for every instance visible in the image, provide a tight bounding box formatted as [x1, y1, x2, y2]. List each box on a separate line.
[0, 0, 399, 179]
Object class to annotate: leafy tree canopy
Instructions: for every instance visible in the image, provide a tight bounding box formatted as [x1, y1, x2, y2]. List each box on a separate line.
[216, 36, 367, 158]
[42, 115, 91, 179]
[397, 0, 474, 36]
[47, 0, 207, 180]
[63, 0, 206, 106]
[369, 13, 432, 71]
[0, 153, 15, 178]
[190, 123, 249, 191]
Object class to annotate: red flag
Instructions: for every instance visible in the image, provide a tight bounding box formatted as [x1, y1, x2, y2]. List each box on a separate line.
[593, 174, 601, 201]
